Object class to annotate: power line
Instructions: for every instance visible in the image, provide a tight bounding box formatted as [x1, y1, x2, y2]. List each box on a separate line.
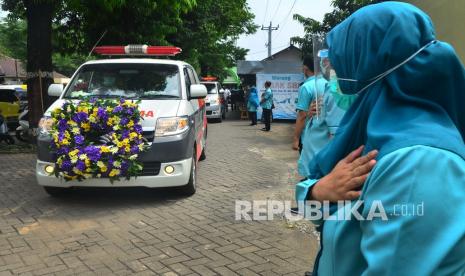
[261, 0, 270, 26]
[261, 22, 279, 57]
[247, 43, 289, 56]
[271, 0, 282, 21]
[273, 0, 297, 41]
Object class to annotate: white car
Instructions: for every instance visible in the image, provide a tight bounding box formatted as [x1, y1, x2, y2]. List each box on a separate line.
[201, 81, 226, 122]
[36, 45, 208, 196]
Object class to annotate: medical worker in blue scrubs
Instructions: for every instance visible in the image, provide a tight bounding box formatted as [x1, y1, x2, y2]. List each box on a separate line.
[296, 2, 465, 275]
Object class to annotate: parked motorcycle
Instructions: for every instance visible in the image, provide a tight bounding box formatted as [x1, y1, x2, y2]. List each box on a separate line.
[0, 112, 15, 144]
[15, 109, 30, 142]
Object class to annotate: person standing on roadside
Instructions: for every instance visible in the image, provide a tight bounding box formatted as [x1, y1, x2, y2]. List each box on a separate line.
[293, 58, 327, 153]
[247, 84, 259, 126]
[260, 81, 273, 131]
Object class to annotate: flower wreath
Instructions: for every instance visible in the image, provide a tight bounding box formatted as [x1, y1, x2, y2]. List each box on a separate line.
[50, 98, 148, 182]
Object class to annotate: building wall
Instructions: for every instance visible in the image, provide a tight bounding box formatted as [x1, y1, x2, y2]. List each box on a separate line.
[262, 48, 302, 63]
[405, 0, 465, 63]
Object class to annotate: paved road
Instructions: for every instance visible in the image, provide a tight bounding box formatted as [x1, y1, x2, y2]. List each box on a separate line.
[0, 119, 318, 276]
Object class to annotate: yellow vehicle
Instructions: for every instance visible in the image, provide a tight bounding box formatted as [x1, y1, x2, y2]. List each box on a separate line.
[0, 85, 25, 126]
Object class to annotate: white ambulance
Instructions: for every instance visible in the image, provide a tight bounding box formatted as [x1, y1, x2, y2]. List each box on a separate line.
[36, 45, 208, 196]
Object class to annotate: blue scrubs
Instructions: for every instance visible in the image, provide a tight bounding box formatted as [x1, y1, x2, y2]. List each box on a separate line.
[297, 78, 345, 178]
[296, 145, 465, 275]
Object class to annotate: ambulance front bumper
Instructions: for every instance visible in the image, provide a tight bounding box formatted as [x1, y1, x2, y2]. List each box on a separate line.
[36, 157, 192, 188]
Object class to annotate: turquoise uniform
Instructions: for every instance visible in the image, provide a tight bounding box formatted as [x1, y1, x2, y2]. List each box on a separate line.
[260, 88, 273, 109]
[296, 146, 465, 275]
[247, 87, 259, 112]
[297, 76, 351, 178]
[295, 2, 465, 275]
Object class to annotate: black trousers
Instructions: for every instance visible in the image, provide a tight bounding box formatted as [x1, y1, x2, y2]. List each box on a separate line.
[263, 108, 272, 130]
[249, 111, 257, 125]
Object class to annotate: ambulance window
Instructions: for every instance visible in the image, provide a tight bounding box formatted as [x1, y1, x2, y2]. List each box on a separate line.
[187, 67, 198, 84]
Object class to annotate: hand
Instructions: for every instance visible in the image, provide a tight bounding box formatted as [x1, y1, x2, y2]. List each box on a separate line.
[311, 145, 378, 202]
[292, 139, 300, 151]
[308, 101, 318, 117]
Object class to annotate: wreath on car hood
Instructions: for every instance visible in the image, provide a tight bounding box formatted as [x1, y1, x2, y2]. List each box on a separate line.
[50, 98, 149, 182]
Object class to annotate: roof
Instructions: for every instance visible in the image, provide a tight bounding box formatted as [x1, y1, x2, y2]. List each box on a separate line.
[0, 57, 26, 78]
[223, 67, 240, 85]
[237, 60, 302, 75]
[261, 45, 302, 62]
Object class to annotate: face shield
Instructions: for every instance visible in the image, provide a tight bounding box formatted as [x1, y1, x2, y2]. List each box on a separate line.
[313, 35, 359, 111]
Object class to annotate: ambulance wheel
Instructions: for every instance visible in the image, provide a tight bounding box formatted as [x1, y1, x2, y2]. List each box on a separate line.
[180, 151, 197, 196]
[43, 186, 70, 197]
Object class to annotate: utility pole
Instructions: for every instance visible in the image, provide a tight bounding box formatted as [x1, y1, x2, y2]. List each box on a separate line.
[261, 21, 279, 58]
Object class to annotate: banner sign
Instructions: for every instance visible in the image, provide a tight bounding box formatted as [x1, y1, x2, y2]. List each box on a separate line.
[256, 73, 304, 120]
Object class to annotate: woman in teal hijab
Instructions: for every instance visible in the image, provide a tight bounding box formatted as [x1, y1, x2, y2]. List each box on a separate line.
[296, 2, 465, 275]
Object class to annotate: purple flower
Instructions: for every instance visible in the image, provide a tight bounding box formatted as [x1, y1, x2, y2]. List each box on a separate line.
[57, 147, 70, 155]
[121, 130, 130, 139]
[61, 160, 72, 171]
[119, 98, 125, 104]
[76, 160, 86, 171]
[58, 119, 67, 131]
[73, 112, 88, 123]
[74, 135, 85, 145]
[134, 125, 143, 134]
[97, 107, 107, 119]
[130, 146, 139, 154]
[126, 108, 134, 115]
[120, 118, 129, 126]
[113, 106, 123, 113]
[84, 146, 101, 162]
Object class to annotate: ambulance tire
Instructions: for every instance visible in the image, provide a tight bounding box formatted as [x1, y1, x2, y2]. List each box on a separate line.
[180, 150, 197, 196]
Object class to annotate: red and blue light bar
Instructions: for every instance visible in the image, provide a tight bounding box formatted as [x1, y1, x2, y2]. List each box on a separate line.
[94, 45, 182, 56]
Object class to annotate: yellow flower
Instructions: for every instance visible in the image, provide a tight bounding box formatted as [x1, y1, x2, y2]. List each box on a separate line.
[127, 120, 134, 128]
[97, 161, 105, 168]
[125, 145, 130, 153]
[107, 118, 114, 126]
[70, 156, 78, 164]
[89, 115, 96, 123]
[77, 106, 89, 113]
[110, 147, 118, 154]
[73, 167, 83, 175]
[64, 131, 71, 139]
[61, 139, 70, 145]
[129, 132, 138, 139]
[109, 169, 120, 177]
[106, 107, 113, 113]
[100, 166, 108, 173]
[100, 146, 110, 153]
[68, 120, 78, 127]
[71, 128, 80, 135]
[69, 149, 79, 156]
[79, 154, 88, 161]
[122, 138, 129, 145]
[81, 122, 91, 132]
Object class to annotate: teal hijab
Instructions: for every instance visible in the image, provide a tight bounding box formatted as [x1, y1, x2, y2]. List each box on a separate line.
[309, 2, 465, 178]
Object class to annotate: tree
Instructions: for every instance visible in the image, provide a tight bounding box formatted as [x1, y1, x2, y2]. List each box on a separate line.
[0, 19, 27, 62]
[291, 0, 383, 59]
[171, 0, 256, 79]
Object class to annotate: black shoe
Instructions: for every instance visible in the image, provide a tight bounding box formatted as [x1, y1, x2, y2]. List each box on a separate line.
[261, 127, 266, 130]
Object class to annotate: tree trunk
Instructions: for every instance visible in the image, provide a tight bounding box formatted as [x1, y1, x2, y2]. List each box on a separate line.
[24, 0, 55, 129]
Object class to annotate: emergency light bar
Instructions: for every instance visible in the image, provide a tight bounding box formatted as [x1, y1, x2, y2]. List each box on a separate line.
[94, 45, 182, 56]
[201, 76, 217, 81]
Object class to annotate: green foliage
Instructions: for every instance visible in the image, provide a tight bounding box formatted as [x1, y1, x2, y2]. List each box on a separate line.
[1, 0, 254, 80]
[0, 18, 27, 62]
[291, 0, 383, 58]
[172, 0, 256, 79]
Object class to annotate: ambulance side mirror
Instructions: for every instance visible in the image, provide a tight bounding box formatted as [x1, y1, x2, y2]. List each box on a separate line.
[190, 84, 207, 99]
[48, 84, 63, 97]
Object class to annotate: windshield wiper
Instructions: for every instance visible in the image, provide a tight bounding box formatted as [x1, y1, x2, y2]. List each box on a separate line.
[139, 94, 180, 99]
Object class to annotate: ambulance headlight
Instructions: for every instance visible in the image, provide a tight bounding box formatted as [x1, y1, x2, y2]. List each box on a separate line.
[155, 116, 190, 137]
[38, 116, 54, 135]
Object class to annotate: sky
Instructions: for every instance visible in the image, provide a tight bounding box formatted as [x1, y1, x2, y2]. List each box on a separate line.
[237, 0, 333, 61]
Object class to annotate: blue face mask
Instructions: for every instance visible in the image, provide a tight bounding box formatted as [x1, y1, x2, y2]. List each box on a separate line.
[335, 40, 437, 95]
